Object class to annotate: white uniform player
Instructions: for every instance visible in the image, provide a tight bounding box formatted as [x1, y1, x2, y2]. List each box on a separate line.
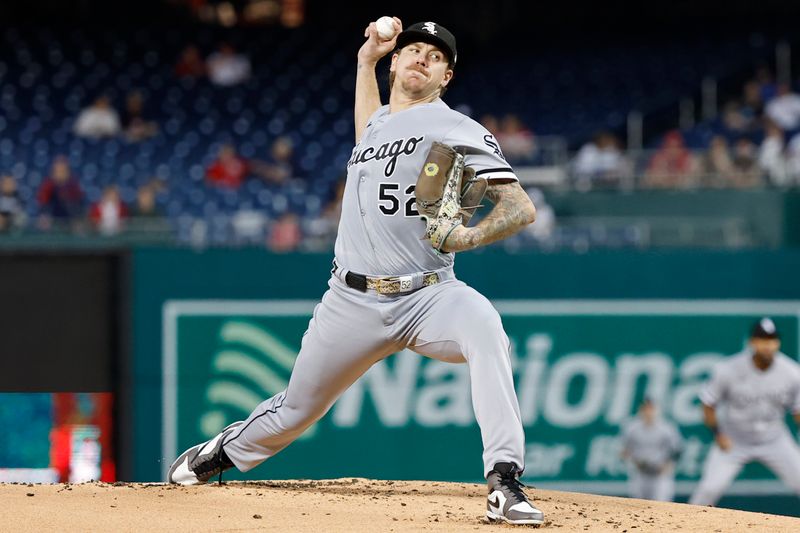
[168, 18, 544, 526]
[621, 398, 683, 501]
[689, 318, 800, 506]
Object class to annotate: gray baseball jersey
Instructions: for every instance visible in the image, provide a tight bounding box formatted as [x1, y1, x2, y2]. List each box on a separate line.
[336, 99, 515, 276]
[622, 417, 683, 468]
[690, 349, 800, 505]
[699, 350, 800, 445]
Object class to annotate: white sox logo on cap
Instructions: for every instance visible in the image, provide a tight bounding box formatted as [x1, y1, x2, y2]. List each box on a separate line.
[422, 22, 437, 34]
[396, 21, 456, 64]
[760, 318, 776, 334]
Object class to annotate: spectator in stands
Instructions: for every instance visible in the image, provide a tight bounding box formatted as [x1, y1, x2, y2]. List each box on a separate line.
[643, 130, 698, 189]
[206, 143, 249, 188]
[765, 83, 800, 132]
[703, 136, 735, 187]
[785, 133, 800, 185]
[37, 156, 84, 229]
[755, 65, 778, 103]
[250, 136, 298, 184]
[0, 174, 25, 232]
[759, 120, 789, 186]
[480, 114, 500, 136]
[784, 131, 800, 184]
[496, 113, 536, 165]
[207, 43, 251, 87]
[704, 137, 761, 188]
[132, 182, 164, 218]
[73, 95, 121, 139]
[89, 185, 129, 235]
[268, 212, 302, 252]
[303, 179, 345, 251]
[122, 90, 158, 142]
[175, 45, 206, 79]
[573, 131, 627, 189]
[741, 80, 765, 124]
[730, 138, 762, 188]
[129, 181, 171, 235]
[721, 100, 749, 133]
[524, 187, 555, 242]
[232, 209, 268, 245]
[722, 81, 766, 134]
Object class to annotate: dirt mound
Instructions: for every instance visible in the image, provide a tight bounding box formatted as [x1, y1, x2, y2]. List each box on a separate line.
[2, 479, 798, 532]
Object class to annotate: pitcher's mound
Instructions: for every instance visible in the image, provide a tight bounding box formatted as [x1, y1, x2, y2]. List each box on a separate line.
[2, 478, 798, 532]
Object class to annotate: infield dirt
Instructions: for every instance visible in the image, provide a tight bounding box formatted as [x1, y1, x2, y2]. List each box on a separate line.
[1, 478, 798, 532]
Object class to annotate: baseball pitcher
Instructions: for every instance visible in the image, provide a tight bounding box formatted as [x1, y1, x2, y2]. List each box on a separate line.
[168, 17, 544, 526]
[689, 318, 800, 506]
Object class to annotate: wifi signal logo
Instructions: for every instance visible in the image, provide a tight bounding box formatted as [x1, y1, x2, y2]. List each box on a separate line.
[199, 320, 318, 441]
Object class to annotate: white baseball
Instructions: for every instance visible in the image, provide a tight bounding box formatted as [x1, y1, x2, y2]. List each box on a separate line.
[376, 16, 397, 40]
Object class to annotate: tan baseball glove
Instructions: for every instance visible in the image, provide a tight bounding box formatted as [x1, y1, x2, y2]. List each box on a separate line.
[415, 142, 487, 251]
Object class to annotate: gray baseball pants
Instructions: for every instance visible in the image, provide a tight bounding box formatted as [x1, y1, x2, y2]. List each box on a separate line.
[689, 431, 800, 505]
[222, 273, 525, 478]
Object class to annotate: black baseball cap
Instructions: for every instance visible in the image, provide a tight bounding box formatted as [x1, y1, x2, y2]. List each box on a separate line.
[395, 22, 457, 65]
[750, 317, 780, 339]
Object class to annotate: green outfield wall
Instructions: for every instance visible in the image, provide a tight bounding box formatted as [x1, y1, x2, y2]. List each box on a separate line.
[131, 248, 800, 515]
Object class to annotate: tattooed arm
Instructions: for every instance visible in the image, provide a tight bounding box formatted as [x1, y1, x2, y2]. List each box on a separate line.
[441, 181, 536, 253]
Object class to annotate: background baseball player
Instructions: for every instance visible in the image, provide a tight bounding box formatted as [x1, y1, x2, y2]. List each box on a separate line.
[689, 317, 800, 506]
[620, 398, 684, 502]
[168, 17, 544, 526]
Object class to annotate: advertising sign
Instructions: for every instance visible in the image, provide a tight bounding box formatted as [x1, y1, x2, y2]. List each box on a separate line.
[162, 299, 800, 495]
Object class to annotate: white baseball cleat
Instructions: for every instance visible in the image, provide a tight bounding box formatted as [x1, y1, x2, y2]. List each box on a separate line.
[168, 422, 242, 485]
[486, 462, 545, 526]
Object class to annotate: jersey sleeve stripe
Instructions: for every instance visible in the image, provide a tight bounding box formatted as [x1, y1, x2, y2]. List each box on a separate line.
[475, 169, 518, 182]
[475, 167, 514, 176]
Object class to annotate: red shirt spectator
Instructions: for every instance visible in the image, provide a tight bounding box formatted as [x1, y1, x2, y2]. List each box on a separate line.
[644, 130, 698, 188]
[38, 157, 84, 222]
[268, 213, 302, 252]
[175, 45, 206, 79]
[495, 114, 537, 164]
[207, 144, 249, 188]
